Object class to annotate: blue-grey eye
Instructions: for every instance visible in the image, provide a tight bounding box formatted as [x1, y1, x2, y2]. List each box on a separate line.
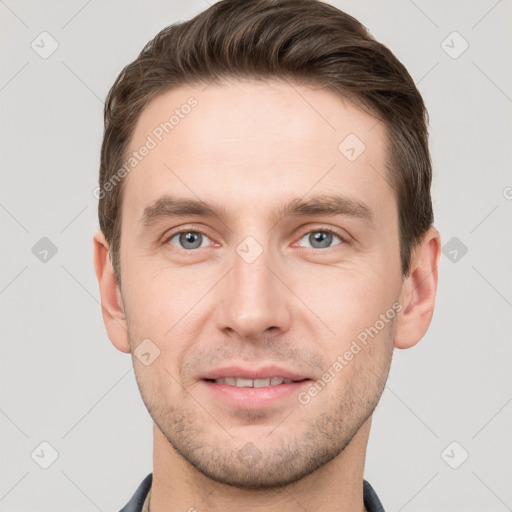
[298, 230, 342, 249]
[168, 231, 211, 250]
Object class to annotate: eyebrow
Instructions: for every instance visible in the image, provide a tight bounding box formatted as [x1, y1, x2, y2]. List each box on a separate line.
[140, 193, 375, 229]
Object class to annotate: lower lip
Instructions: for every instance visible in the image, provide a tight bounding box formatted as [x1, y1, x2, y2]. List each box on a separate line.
[201, 380, 311, 410]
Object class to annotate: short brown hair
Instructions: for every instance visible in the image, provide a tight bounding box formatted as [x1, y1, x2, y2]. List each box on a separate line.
[98, 0, 433, 285]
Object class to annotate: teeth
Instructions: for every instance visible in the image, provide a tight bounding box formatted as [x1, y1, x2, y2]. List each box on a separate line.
[213, 377, 295, 387]
[236, 378, 253, 387]
[254, 378, 270, 387]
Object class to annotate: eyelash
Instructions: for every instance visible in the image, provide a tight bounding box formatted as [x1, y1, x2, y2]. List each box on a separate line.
[163, 225, 348, 252]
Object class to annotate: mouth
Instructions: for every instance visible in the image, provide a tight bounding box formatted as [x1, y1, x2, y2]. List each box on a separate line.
[200, 366, 313, 410]
[204, 376, 309, 387]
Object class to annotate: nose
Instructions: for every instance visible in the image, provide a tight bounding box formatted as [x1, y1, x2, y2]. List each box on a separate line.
[215, 240, 292, 342]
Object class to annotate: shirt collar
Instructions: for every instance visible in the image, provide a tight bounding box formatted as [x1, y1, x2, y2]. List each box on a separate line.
[119, 473, 385, 512]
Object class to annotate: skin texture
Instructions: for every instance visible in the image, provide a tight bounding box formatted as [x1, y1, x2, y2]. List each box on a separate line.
[94, 79, 441, 511]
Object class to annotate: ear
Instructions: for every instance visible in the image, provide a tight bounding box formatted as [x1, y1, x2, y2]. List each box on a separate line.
[93, 230, 131, 354]
[394, 226, 441, 349]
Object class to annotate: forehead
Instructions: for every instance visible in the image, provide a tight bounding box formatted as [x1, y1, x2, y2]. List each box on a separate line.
[122, 79, 395, 228]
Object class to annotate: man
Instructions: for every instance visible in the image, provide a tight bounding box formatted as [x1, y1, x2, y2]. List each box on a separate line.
[93, 0, 441, 510]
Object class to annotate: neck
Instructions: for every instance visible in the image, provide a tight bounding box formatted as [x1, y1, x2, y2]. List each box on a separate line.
[149, 417, 371, 512]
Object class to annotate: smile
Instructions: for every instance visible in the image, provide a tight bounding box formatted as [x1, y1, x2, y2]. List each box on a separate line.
[207, 377, 300, 387]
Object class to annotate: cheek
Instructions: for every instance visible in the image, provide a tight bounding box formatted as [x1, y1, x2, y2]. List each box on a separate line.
[326, 315, 396, 395]
[124, 266, 202, 327]
[307, 264, 400, 350]
[123, 269, 212, 372]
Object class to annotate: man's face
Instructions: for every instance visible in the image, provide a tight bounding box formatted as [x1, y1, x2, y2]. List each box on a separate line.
[118, 79, 403, 488]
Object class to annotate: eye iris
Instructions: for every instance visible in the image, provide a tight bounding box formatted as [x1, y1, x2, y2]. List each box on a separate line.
[310, 231, 332, 249]
[180, 231, 202, 249]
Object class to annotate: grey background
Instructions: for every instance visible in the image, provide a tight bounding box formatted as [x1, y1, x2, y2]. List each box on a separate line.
[1, 0, 511, 510]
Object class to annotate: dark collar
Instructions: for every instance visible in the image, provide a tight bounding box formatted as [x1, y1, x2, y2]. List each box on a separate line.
[119, 473, 385, 512]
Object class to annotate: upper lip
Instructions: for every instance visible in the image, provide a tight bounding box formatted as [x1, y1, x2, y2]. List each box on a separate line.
[201, 365, 310, 381]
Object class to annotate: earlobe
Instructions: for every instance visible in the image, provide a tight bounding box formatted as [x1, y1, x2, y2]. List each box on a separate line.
[93, 230, 131, 354]
[394, 227, 441, 349]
